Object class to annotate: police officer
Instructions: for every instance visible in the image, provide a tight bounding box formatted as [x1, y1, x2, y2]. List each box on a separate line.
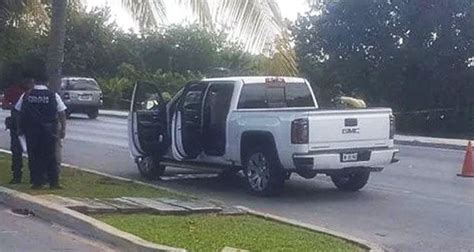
[2, 68, 34, 184]
[15, 67, 67, 189]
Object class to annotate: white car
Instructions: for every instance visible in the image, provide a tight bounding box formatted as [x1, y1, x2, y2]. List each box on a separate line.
[128, 77, 399, 196]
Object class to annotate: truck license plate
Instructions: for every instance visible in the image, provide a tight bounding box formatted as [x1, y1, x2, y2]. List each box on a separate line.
[341, 152, 359, 162]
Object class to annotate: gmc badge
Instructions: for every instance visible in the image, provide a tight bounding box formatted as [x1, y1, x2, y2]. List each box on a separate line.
[342, 128, 360, 134]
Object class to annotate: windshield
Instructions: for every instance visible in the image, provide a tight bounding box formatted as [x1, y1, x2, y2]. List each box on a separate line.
[63, 79, 100, 91]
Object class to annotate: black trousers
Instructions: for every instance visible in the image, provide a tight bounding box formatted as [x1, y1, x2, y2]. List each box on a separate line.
[25, 126, 59, 186]
[10, 129, 23, 180]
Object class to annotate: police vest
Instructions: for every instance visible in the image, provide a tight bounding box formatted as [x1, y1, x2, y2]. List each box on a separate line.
[22, 89, 58, 127]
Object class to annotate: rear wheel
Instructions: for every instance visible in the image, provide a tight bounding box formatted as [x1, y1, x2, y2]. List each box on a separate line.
[243, 146, 285, 196]
[331, 170, 370, 191]
[136, 156, 166, 180]
[87, 108, 99, 119]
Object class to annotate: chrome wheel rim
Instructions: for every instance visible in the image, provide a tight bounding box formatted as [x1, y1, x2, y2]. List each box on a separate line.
[246, 153, 270, 192]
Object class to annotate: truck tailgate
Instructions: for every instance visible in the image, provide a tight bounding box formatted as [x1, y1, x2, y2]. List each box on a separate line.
[307, 108, 392, 151]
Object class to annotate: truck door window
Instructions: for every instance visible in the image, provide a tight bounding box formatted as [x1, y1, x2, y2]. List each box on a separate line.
[133, 84, 164, 112]
[183, 90, 204, 111]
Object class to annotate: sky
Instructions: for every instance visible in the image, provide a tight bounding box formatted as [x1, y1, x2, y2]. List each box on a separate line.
[84, 0, 310, 31]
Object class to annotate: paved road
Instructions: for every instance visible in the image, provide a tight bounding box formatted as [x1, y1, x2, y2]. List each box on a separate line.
[0, 112, 473, 252]
[0, 204, 113, 252]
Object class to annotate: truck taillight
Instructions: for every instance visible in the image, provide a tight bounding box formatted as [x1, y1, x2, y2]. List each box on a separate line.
[389, 114, 396, 139]
[292, 118, 309, 144]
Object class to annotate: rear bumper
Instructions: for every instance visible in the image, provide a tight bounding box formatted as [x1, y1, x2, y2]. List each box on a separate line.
[293, 148, 399, 171]
[65, 103, 101, 112]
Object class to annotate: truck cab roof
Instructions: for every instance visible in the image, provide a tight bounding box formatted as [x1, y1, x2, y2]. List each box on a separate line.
[202, 76, 307, 84]
[62, 77, 96, 81]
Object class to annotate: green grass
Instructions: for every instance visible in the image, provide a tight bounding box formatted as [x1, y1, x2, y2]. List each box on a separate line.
[0, 154, 182, 199]
[96, 213, 365, 252]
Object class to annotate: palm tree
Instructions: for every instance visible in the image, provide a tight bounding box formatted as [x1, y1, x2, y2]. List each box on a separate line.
[121, 0, 285, 54]
[47, 0, 68, 92]
[120, 0, 297, 74]
[24, 0, 297, 92]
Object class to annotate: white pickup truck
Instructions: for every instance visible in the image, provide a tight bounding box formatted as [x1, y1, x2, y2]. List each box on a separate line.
[128, 77, 399, 196]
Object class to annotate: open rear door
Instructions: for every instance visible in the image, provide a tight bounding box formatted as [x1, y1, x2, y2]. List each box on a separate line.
[129, 81, 170, 158]
[173, 82, 208, 159]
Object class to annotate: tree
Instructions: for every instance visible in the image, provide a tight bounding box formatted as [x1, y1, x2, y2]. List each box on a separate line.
[7, 0, 296, 93]
[62, 6, 122, 78]
[293, 0, 473, 107]
[293, 0, 473, 134]
[121, 0, 283, 52]
[47, 0, 68, 92]
[0, 0, 47, 30]
[120, 0, 298, 74]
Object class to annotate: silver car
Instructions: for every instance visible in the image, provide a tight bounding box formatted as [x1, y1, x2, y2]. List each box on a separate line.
[59, 77, 103, 119]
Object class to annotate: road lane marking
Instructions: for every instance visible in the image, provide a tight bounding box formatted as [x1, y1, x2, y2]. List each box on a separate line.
[367, 185, 412, 194]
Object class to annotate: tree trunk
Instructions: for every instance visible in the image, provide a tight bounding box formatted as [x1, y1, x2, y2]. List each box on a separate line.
[47, 0, 68, 93]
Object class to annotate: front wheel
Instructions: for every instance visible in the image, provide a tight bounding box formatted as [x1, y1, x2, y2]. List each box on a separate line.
[331, 170, 370, 191]
[136, 156, 166, 180]
[244, 147, 285, 196]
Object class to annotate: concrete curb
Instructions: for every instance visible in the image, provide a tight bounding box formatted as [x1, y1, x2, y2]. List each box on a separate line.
[0, 186, 184, 252]
[99, 110, 128, 119]
[237, 206, 385, 252]
[394, 139, 467, 151]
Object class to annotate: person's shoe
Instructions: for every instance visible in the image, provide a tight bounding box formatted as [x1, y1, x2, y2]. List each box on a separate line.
[30, 184, 43, 190]
[49, 184, 64, 190]
[9, 178, 21, 184]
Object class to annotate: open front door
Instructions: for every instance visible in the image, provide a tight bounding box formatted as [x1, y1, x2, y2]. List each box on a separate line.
[173, 82, 208, 159]
[129, 81, 169, 158]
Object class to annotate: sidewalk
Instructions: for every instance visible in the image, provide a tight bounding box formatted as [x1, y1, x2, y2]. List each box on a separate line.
[98, 109, 472, 150]
[0, 204, 113, 252]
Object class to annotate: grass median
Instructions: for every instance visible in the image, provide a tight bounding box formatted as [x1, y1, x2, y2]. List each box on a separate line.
[96, 213, 365, 252]
[0, 153, 181, 199]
